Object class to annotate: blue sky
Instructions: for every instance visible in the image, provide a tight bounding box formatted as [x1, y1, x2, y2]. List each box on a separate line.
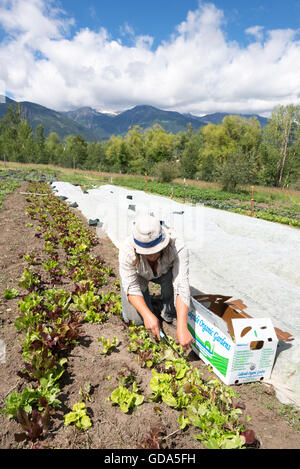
[60, 0, 201, 48]
[59, 0, 300, 48]
[1, 0, 300, 115]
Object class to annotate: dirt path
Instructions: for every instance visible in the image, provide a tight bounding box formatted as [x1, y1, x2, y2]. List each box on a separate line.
[0, 183, 299, 450]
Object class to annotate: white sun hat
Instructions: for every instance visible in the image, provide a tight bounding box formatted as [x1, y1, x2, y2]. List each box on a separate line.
[132, 214, 170, 255]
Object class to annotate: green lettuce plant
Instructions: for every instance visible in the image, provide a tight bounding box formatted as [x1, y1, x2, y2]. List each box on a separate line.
[18, 268, 41, 292]
[110, 382, 144, 413]
[1, 367, 63, 420]
[3, 288, 18, 299]
[64, 402, 92, 431]
[98, 336, 119, 355]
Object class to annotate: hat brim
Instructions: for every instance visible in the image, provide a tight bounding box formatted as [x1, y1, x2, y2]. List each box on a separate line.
[133, 229, 170, 255]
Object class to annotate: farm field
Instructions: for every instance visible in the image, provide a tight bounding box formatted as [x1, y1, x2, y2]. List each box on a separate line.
[0, 175, 299, 451]
[1, 162, 300, 229]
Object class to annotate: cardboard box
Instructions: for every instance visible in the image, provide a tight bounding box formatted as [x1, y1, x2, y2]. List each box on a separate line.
[188, 294, 279, 385]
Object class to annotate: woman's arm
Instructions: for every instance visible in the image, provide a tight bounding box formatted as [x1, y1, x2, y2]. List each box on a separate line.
[170, 240, 194, 349]
[175, 294, 194, 350]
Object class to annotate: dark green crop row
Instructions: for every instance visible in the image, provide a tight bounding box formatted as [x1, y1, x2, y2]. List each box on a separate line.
[112, 177, 300, 228]
[0, 168, 57, 184]
[114, 177, 247, 202]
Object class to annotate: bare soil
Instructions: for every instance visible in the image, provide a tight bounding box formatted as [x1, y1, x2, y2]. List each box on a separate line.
[0, 182, 299, 450]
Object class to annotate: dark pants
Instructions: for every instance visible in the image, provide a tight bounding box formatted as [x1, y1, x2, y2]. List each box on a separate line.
[121, 268, 176, 325]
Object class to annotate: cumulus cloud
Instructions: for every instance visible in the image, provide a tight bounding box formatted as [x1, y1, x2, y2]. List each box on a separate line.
[0, 78, 5, 102]
[119, 22, 135, 38]
[245, 25, 264, 42]
[1, 0, 300, 116]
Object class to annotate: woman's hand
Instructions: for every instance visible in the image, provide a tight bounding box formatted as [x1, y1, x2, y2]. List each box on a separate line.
[177, 325, 194, 351]
[127, 294, 161, 340]
[143, 312, 161, 340]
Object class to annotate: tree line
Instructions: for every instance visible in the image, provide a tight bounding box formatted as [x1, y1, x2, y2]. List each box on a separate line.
[0, 102, 299, 190]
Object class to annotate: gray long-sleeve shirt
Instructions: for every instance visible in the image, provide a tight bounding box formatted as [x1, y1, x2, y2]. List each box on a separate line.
[119, 230, 190, 308]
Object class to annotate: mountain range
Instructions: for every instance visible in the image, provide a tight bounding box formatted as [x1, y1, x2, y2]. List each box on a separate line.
[0, 96, 269, 142]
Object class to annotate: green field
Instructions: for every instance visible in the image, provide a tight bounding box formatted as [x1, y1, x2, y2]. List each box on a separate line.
[1, 162, 299, 227]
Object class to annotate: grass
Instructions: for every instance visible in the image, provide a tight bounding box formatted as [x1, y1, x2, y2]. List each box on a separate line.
[245, 382, 300, 434]
[279, 404, 300, 432]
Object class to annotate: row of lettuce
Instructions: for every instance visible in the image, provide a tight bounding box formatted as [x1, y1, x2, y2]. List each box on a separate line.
[1, 181, 122, 445]
[1, 179, 256, 449]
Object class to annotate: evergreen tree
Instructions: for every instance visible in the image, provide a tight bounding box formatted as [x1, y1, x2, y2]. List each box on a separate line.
[0, 103, 28, 162]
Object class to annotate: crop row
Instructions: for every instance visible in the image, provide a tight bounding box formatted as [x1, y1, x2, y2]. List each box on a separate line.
[113, 177, 243, 202]
[112, 177, 300, 228]
[1, 182, 122, 446]
[0, 169, 57, 184]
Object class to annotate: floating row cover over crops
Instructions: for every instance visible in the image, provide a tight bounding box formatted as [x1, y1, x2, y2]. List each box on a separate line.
[50, 181, 300, 409]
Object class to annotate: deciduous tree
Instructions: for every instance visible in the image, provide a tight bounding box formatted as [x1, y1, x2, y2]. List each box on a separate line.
[262, 104, 300, 187]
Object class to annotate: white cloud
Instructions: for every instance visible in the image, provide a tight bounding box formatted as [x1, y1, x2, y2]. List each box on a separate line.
[1, 0, 300, 116]
[245, 25, 264, 42]
[0, 0, 73, 44]
[119, 22, 135, 38]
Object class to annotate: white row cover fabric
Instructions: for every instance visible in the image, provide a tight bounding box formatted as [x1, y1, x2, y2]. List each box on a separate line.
[51, 181, 300, 408]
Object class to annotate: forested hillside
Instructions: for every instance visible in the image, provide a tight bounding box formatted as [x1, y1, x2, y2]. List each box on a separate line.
[0, 101, 299, 189]
[0, 97, 269, 141]
[0, 98, 98, 141]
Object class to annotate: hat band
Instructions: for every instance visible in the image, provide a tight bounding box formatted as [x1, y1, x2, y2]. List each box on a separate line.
[134, 233, 163, 249]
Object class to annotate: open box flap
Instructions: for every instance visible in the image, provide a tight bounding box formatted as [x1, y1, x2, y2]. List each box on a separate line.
[274, 327, 294, 342]
[192, 294, 293, 342]
[225, 298, 250, 315]
[193, 294, 232, 303]
[192, 294, 232, 317]
[232, 317, 278, 344]
[191, 296, 231, 337]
